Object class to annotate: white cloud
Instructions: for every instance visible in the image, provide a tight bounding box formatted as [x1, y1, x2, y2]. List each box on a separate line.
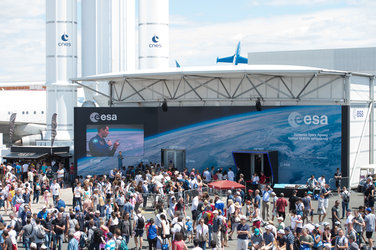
[170, 4, 376, 67]
[0, 0, 45, 82]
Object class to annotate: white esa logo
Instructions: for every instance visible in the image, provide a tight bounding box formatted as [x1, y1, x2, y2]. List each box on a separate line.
[89, 112, 118, 123]
[288, 112, 328, 128]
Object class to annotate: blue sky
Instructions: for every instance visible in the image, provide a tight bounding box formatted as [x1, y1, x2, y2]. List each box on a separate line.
[0, 0, 375, 81]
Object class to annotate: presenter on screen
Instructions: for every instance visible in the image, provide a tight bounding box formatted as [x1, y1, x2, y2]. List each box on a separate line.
[88, 125, 120, 156]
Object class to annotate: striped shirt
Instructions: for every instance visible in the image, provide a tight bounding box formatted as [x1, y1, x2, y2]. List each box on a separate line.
[105, 239, 116, 250]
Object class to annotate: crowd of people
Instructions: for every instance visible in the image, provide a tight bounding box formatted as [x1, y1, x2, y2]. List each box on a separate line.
[0, 160, 375, 250]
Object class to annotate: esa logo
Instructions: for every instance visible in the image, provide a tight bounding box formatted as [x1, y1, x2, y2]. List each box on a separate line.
[149, 34, 162, 48]
[90, 112, 118, 123]
[58, 33, 72, 47]
[288, 112, 328, 128]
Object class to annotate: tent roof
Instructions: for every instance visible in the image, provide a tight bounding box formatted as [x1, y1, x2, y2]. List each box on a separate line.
[208, 180, 246, 190]
[71, 64, 373, 82]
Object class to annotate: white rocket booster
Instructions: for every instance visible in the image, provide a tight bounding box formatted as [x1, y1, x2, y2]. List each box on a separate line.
[45, 0, 77, 142]
[139, 0, 169, 69]
[82, 0, 136, 106]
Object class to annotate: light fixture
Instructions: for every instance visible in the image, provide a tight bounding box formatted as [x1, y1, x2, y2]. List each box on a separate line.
[255, 98, 262, 111]
[161, 99, 168, 112]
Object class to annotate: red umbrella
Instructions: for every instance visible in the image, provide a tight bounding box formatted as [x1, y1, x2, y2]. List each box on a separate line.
[208, 180, 246, 190]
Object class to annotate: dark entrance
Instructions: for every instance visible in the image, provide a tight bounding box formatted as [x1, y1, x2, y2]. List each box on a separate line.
[161, 149, 186, 171]
[232, 150, 278, 184]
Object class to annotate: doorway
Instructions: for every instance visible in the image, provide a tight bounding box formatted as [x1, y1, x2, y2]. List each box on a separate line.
[161, 149, 186, 171]
[232, 150, 278, 184]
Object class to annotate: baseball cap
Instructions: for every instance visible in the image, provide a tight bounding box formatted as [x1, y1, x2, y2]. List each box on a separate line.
[186, 216, 190, 221]
[265, 225, 272, 230]
[254, 228, 260, 235]
[107, 232, 113, 238]
[213, 210, 218, 214]
[278, 229, 285, 234]
[366, 207, 372, 212]
[307, 191, 313, 195]
[284, 227, 291, 232]
[347, 208, 352, 212]
[42, 206, 47, 210]
[277, 217, 284, 221]
[335, 221, 341, 225]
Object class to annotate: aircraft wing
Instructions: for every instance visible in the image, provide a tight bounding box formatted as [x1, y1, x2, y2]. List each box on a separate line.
[216, 56, 234, 64]
[237, 56, 248, 64]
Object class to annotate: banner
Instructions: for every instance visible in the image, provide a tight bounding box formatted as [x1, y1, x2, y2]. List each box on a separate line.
[9, 113, 16, 146]
[51, 113, 57, 147]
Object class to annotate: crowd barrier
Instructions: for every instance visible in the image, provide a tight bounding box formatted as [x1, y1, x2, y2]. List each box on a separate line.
[138, 186, 213, 210]
[328, 177, 350, 191]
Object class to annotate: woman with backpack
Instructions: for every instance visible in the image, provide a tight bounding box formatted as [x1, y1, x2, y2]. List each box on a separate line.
[147, 218, 158, 250]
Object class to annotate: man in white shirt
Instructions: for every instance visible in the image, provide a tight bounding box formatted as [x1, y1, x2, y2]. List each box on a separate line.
[73, 182, 83, 210]
[196, 219, 209, 250]
[191, 194, 201, 229]
[22, 163, 29, 181]
[50, 179, 60, 206]
[228, 168, 235, 182]
[318, 175, 326, 188]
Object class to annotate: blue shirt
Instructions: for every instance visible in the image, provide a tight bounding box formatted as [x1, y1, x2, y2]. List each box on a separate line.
[254, 195, 261, 206]
[148, 225, 158, 240]
[57, 199, 66, 210]
[105, 239, 116, 250]
[37, 210, 48, 220]
[68, 238, 79, 250]
[215, 200, 225, 215]
[262, 190, 271, 202]
[16, 165, 21, 174]
[186, 221, 193, 232]
[237, 223, 250, 239]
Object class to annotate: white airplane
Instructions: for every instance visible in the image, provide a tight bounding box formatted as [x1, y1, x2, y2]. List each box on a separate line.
[0, 81, 46, 145]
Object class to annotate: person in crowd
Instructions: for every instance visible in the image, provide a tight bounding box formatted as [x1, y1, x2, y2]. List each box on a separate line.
[334, 168, 342, 195]
[364, 207, 376, 249]
[340, 187, 350, 219]
[306, 175, 318, 192]
[236, 215, 250, 250]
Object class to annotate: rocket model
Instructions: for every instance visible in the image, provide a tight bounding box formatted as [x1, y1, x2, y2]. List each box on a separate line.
[45, 0, 77, 143]
[81, 0, 136, 106]
[139, 0, 169, 69]
[44, 0, 170, 145]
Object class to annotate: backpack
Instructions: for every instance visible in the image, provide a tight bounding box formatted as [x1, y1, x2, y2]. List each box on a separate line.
[343, 192, 350, 203]
[119, 239, 128, 250]
[79, 232, 88, 248]
[93, 228, 103, 243]
[36, 225, 46, 239]
[175, 222, 188, 241]
[136, 215, 145, 230]
[14, 219, 22, 233]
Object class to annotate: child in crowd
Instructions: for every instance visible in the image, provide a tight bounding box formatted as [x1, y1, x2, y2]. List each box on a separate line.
[245, 200, 252, 217]
[185, 216, 193, 243]
[43, 189, 50, 206]
[317, 193, 326, 223]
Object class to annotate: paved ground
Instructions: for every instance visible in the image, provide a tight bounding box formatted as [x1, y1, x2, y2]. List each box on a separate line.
[5, 188, 374, 249]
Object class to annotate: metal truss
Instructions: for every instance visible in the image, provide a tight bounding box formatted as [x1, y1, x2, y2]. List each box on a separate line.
[89, 73, 346, 106]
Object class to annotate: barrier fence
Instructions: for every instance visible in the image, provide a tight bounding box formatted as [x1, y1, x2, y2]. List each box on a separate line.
[138, 186, 219, 210]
